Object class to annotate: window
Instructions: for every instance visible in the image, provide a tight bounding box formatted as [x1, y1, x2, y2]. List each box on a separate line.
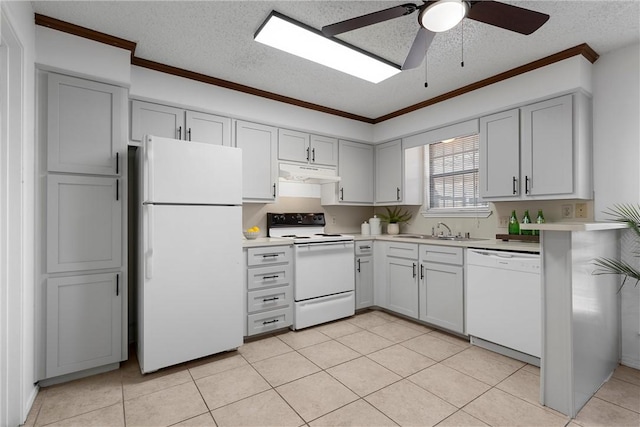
[422, 134, 490, 217]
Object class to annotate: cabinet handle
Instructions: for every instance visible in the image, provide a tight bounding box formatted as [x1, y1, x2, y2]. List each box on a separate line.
[116, 274, 119, 296]
[312, 148, 316, 162]
[340, 187, 344, 200]
[262, 275, 279, 280]
[262, 254, 279, 258]
[116, 179, 119, 201]
[357, 258, 361, 273]
[420, 264, 424, 280]
[187, 128, 192, 141]
[306, 147, 310, 161]
[525, 176, 530, 194]
[412, 263, 417, 278]
[359, 245, 371, 250]
[512, 176, 517, 195]
[116, 152, 119, 174]
[263, 319, 279, 325]
[263, 297, 279, 302]
[177, 126, 182, 140]
[272, 183, 276, 198]
[396, 187, 401, 201]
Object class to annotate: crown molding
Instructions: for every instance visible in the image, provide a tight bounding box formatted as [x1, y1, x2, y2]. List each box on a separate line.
[35, 14, 598, 125]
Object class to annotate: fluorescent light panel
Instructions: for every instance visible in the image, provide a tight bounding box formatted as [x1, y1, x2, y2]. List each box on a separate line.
[255, 12, 401, 84]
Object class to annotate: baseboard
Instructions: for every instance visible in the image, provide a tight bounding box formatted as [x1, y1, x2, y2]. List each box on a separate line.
[620, 356, 640, 370]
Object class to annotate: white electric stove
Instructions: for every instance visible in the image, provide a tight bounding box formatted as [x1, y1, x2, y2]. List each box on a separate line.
[267, 213, 355, 329]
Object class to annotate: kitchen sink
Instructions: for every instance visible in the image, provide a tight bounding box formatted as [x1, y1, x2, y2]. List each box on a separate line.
[392, 234, 488, 242]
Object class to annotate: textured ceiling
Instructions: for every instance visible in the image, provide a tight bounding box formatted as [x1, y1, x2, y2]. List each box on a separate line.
[32, 1, 640, 119]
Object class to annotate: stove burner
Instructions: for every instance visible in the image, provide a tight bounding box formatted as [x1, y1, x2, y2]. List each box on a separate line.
[281, 235, 310, 239]
[315, 233, 342, 237]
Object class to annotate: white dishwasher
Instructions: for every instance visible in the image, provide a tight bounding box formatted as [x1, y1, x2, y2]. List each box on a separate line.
[466, 249, 541, 359]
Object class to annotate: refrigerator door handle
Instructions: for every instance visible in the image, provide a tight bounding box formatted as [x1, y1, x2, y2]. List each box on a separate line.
[146, 204, 154, 279]
[145, 138, 154, 202]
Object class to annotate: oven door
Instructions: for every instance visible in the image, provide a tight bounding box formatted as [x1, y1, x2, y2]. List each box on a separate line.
[294, 241, 355, 301]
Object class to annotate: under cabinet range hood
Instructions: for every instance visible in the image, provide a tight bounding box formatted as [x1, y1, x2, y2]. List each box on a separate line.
[279, 162, 341, 184]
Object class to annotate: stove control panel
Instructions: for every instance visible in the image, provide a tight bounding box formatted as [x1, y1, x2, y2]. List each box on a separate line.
[267, 213, 326, 227]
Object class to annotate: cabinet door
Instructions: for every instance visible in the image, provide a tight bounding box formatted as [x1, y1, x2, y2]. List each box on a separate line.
[236, 121, 277, 202]
[419, 262, 463, 333]
[278, 129, 310, 163]
[386, 257, 419, 318]
[479, 109, 520, 199]
[47, 73, 124, 175]
[521, 94, 573, 196]
[131, 100, 185, 141]
[185, 110, 231, 146]
[338, 141, 374, 203]
[375, 140, 403, 203]
[356, 256, 374, 309]
[46, 272, 122, 377]
[47, 175, 122, 273]
[310, 135, 338, 166]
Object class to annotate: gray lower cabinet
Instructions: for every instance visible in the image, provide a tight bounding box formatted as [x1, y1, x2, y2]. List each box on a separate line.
[355, 241, 374, 309]
[418, 245, 464, 333]
[245, 245, 293, 336]
[385, 242, 419, 318]
[46, 272, 122, 378]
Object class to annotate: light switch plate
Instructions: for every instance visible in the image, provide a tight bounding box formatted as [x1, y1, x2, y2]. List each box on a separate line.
[562, 204, 573, 218]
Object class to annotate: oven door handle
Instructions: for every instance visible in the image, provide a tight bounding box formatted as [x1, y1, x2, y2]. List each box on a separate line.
[294, 241, 354, 250]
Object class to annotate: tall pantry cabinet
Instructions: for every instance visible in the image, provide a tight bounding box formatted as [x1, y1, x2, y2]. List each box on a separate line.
[37, 72, 128, 381]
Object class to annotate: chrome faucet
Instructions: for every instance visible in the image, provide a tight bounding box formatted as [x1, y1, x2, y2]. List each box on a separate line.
[437, 222, 452, 236]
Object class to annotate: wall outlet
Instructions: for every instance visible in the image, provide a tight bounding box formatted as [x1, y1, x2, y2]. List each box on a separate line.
[562, 204, 573, 218]
[575, 202, 587, 218]
[499, 216, 509, 227]
[331, 216, 336, 225]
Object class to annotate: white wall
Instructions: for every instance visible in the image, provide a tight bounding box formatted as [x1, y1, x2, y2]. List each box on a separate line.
[130, 66, 373, 143]
[1, 1, 37, 425]
[35, 26, 131, 86]
[374, 56, 592, 143]
[592, 43, 640, 369]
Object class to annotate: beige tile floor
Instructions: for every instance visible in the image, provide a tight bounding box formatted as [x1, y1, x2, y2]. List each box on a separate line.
[24, 310, 640, 427]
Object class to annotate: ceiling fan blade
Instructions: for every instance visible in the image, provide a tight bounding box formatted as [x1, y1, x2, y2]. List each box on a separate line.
[402, 27, 436, 70]
[467, 1, 550, 35]
[322, 4, 418, 37]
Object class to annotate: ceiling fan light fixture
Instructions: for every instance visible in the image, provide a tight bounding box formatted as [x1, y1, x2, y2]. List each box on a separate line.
[419, 0, 468, 33]
[254, 12, 401, 84]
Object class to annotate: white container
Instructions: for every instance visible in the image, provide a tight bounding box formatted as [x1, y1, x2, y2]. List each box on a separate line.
[361, 222, 370, 236]
[369, 215, 381, 236]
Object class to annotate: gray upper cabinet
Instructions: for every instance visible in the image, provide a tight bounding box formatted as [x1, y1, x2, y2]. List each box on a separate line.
[338, 140, 373, 203]
[479, 109, 520, 199]
[278, 129, 338, 166]
[236, 121, 278, 202]
[47, 73, 124, 175]
[47, 175, 122, 273]
[131, 100, 231, 146]
[480, 93, 592, 201]
[375, 140, 403, 203]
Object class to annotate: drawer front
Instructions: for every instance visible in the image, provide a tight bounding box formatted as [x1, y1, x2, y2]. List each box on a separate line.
[247, 285, 292, 313]
[247, 245, 292, 266]
[247, 307, 292, 336]
[386, 242, 418, 260]
[247, 264, 291, 290]
[420, 244, 463, 265]
[355, 241, 373, 256]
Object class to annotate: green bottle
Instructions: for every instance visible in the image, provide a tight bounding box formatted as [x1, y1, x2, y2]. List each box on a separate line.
[521, 210, 532, 235]
[508, 210, 520, 235]
[534, 209, 545, 236]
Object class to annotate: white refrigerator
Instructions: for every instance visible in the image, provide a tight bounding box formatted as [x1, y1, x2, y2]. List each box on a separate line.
[137, 135, 243, 373]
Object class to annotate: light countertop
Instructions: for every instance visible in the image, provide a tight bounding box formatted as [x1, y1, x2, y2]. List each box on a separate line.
[242, 233, 541, 252]
[519, 222, 627, 232]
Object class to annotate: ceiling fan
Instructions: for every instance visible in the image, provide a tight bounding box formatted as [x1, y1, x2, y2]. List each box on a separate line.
[322, 0, 550, 70]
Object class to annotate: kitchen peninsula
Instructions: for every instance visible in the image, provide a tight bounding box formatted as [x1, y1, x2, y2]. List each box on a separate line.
[520, 222, 627, 417]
